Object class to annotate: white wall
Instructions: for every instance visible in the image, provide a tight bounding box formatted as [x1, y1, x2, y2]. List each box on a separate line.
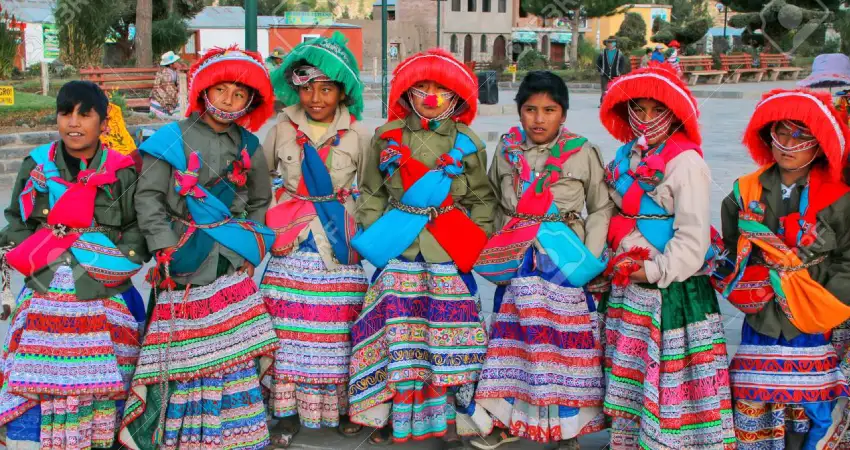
[197, 28, 270, 59]
[22, 22, 57, 67]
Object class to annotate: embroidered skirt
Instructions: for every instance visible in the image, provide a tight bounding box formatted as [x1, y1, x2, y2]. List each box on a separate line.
[473, 249, 605, 443]
[833, 320, 850, 449]
[348, 259, 488, 443]
[600, 276, 736, 449]
[0, 266, 141, 450]
[259, 248, 367, 429]
[732, 322, 850, 450]
[118, 270, 278, 450]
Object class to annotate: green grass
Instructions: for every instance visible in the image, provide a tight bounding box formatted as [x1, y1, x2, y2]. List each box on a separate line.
[7, 77, 78, 96]
[0, 91, 56, 113]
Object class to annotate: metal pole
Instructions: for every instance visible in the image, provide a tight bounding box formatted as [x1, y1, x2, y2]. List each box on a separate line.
[437, 0, 441, 48]
[723, 7, 728, 38]
[246, 0, 258, 51]
[382, 0, 388, 119]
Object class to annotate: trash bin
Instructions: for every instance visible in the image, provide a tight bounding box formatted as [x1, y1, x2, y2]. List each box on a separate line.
[477, 70, 499, 105]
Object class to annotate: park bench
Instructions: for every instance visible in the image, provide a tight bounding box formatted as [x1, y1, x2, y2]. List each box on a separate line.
[758, 53, 803, 81]
[80, 67, 188, 110]
[679, 55, 726, 85]
[720, 53, 765, 83]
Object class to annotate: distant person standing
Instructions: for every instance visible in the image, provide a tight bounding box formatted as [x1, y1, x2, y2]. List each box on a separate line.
[667, 40, 682, 76]
[595, 36, 628, 107]
[640, 48, 652, 68]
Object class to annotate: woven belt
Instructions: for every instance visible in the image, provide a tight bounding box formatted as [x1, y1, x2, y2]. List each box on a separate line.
[283, 187, 357, 203]
[507, 210, 581, 224]
[43, 224, 115, 238]
[170, 215, 232, 230]
[760, 254, 826, 273]
[389, 198, 455, 221]
[619, 212, 673, 220]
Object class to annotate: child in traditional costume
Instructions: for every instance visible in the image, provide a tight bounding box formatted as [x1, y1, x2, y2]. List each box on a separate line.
[598, 64, 735, 449]
[471, 71, 614, 450]
[0, 80, 148, 449]
[260, 32, 369, 447]
[349, 48, 496, 448]
[118, 47, 279, 450]
[715, 88, 850, 449]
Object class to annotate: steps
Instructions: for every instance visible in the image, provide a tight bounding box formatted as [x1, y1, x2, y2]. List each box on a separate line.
[0, 123, 170, 178]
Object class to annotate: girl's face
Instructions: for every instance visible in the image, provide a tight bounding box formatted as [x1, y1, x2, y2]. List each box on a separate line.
[206, 82, 252, 123]
[629, 98, 673, 145]
[410, 80, 454, 120]
[299, 81, 344, 124]
[520, 92, 565, 145]
[771, 121, 821, 172]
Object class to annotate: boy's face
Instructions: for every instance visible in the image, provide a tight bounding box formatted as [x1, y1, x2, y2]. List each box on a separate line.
[520, 92, 565, 145]
[771, 121, 821, 172]
[629, 98, 672, 145]
[57, 103, 106, 153]
[410, 80, 454, 120]
[206, 82, 252, 122]
[299, 81, 344, 124]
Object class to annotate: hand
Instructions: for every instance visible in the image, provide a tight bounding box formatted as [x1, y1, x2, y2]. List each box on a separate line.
[629, 261, 648, 283]
[239, 261, 255, 278]
[1, 305, 10, 321]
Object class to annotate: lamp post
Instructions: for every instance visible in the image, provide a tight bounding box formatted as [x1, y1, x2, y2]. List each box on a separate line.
[246, 0, 257, 51]
[437, 0, 441, 48]
[716, 2, 728, 38]
[382, 0, 388, 118]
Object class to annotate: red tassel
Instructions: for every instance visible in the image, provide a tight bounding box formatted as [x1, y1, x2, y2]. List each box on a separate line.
[604, 247, 651, 287]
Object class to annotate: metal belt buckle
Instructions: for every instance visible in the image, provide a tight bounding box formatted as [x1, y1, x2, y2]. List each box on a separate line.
[51, 224, 69, 238]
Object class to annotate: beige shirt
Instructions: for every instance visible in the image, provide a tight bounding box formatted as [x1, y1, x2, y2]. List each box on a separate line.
[609, 147, 712, 288]
[488, 131, 614, 258]
[263, 104, 371, 268]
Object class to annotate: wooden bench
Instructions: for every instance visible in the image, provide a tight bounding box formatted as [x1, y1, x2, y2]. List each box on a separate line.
[759, 53, 803, 81]
[80, 67, 188, 110]
[720, 54, 765, 83]
[678, 56, 726, 85]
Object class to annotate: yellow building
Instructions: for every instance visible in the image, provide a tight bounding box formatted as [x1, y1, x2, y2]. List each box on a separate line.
[584, 4, 672, 49]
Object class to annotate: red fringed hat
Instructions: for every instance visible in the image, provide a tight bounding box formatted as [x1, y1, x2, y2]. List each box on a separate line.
[389, 48, 478, 125]
[743, 88, 849, 180]
[187, 46, 275, 132]
[600, 64, 701, 145]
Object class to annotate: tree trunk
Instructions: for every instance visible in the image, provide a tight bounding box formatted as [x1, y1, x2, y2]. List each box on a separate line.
[569, 8, 580, 67]
[134, 0, 153, 67]
[167, 0, 174, 14]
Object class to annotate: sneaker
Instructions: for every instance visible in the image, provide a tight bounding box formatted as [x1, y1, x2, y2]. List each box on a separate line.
[469, 430, 520, 450]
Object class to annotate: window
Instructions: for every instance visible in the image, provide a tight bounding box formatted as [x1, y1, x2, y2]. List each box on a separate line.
[452, 0, 460, 11]
[468, 0, 476, 12]
[483, 0, 490, 12]
[480, 35, 487, 52]
[301, 34, 320, 43]
[450, 34, 458, 53]
[498, 0, 506, 12]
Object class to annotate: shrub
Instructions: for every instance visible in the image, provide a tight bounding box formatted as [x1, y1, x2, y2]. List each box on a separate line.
[0, 8, 22, 78]
[616, 12, 647, 52]
[152, 16, 191, 57]
[577, 38, 598, 69]
[517, 49, 547, 71]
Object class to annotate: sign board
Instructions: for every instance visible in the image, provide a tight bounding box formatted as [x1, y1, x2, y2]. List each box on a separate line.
[284, 11, 334, 26]
[0, 86, 14, 106]
[507, 64, 517, 74]
[42, 23, 60, 59]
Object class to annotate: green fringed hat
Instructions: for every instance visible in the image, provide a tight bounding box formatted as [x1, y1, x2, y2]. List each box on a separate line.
[271, 32, 364, 120]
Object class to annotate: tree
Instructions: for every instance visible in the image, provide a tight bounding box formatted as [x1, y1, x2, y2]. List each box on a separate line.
[615, 12, 646, 51]
[520, 0, 628, 68]
[111, 0, 206, 64]
[724, 0, 842, 52]
[56, 0, 122, 68]
[651, 0, 711, 47]
[217, 0, 291, 15]
[341, 6, 351, 18]
[135, 0, 153, 67]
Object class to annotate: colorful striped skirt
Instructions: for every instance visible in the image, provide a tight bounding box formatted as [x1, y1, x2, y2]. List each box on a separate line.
[348, 259, 488, 443]
[731, 322, 850, 450]
[259, 248, 367, 429]
[118, 271, 279, 450]
[833, 320, 850, 449]
[473, 249, 605, 443]
[600, 276, 736, 449]
[0, 266, 141, 450]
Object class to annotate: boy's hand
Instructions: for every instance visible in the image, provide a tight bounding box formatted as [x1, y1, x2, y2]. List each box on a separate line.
[239, 261, 255, 278]
[1, 305, 10, 321]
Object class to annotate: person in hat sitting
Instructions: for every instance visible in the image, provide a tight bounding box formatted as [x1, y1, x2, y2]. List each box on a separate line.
[651, 44, 666, 64]
[267, 47, 287, 72]
[150, 51, 182, 118]
[595, 36, 628, 107]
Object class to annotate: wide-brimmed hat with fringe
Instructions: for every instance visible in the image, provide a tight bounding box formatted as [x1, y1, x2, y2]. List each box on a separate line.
[743, 88, 849, 181]
[600, 63, 701, 145]
[272, 31, 364, 120]
[187, 46, 275, 132]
